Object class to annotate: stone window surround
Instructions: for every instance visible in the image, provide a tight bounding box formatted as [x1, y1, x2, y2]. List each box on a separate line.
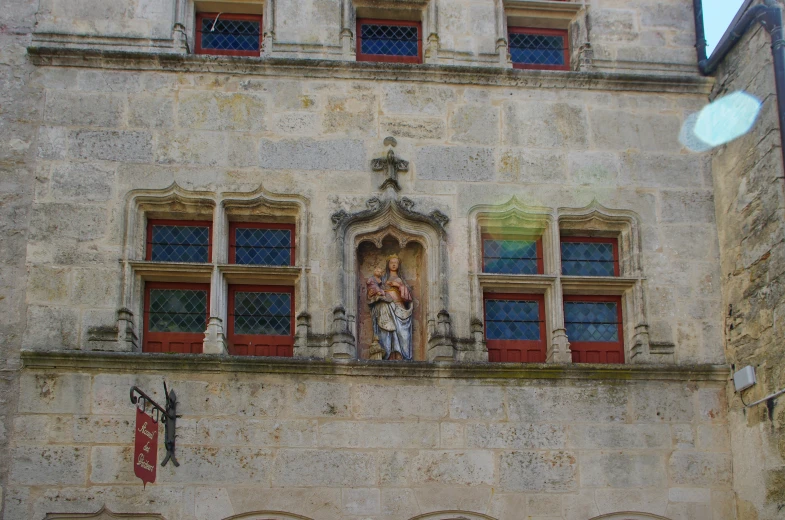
[469, 197, 663, 365]
[193, 11, 264, 57]
[120, 183, 308, 355]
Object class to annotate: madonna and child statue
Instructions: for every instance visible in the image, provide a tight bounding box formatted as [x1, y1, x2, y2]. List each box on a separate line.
[366, 255, 414, 360]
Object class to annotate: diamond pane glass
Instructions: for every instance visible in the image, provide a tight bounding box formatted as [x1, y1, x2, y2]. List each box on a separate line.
[509, 32, 565, 66]
[234, 291, 291, 335]
[561, 241, 616, 276]
[150, 225, 210, 263]
[564, 301, 619, 342]
[485, 299, 541, 340]
[200, 17, 260, 52]
[483, 239, 538, 274]
[361, 23, 418, 57]
[148, 289, 207, 333]
[234, 228, 292, 265]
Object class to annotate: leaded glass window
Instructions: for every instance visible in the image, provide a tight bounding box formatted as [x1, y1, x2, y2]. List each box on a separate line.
[357, 20, 421, 62]
[561, 239, 617, 276]
[232, 226, 293, 265]
[564, 300, 620, 342]
[148, 288, 208, 333]
[196, 13, 261, 56]
[233, 291, 291, 336]
[483, 238, 540, 274]
[508, 28, 568, 70]
[485, 298, 542, 340]
[148, 222, 211, 263]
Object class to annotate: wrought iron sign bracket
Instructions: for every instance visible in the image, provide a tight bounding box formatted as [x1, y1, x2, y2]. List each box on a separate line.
[130, 383, 179, 467]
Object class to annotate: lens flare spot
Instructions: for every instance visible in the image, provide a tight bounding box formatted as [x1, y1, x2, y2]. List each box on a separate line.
[683, 91, 762, 151]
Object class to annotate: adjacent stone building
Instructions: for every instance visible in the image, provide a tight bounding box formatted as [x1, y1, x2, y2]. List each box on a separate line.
[0, 0, 780, 518]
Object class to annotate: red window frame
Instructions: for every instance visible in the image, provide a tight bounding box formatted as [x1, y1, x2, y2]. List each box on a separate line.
[228, 222, 295, 265]
[146, 219, 213, 263]
[481, 233, 544, 274]
[356, 18, 423, 64]
[564, 294, 624, 364]
[508, 26, 570, 71]
[560, 236, 620, 277]
[484, 293, 547, 363]
[195, 12, 263, 57]
[227, 285, 295, 357]
[143, 282, 209, 354]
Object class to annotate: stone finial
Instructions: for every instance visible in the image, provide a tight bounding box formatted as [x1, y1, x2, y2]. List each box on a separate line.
[372, 137, 409, 192]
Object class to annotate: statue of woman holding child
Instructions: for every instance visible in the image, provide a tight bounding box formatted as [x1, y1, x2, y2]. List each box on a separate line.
[366, 255, 413, 360]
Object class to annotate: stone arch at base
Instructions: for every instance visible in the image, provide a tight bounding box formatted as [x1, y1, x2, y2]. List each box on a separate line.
[221, 512, 314, 520]
[589, 513, 673, 520]
[409, 512, 500, 520]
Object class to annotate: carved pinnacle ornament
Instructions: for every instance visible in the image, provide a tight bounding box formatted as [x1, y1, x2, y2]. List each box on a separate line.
[371, 138, 409, 192]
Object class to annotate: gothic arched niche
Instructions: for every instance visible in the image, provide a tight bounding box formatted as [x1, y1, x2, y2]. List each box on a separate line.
[588, 513, 673, 520]
[409, 511, 500, 520]
[357, 233, 427, 360]
[222, 512, 314, 520]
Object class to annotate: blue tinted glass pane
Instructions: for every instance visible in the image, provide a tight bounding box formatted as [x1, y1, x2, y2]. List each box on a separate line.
[148, 289, 207, 333]
[201, 17, 260, 51]
[151, 225, 210, 263]
[485, 299, 541, 340]
[561, 241, 615, 276]
[564, 301, 619, 342]
[234, 291, 291, 335]
[361, 24, 418, 57]
[483, 239, 538, 274]
[235, 228, 292, 265]
[509, 32, 565, 66]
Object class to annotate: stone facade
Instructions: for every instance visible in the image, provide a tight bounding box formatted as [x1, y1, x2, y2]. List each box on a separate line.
[0, 0, 776, 518]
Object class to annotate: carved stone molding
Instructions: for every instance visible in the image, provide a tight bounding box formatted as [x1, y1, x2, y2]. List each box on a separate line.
[331, 196, 449, 235]
[45, 506, 165, 519]
[222, 511, 314, 520]
[589, 514, 674, 520]
[409, 512, 500, 520]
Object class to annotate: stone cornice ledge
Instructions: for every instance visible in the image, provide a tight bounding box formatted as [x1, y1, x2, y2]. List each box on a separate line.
[21, 350, 730, 382]
[26, 46, 715, 95]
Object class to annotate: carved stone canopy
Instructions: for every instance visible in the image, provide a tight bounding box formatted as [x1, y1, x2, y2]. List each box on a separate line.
[331, 196, 449, 235]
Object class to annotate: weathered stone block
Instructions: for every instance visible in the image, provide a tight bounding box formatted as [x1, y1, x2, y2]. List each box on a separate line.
[353, 384, 448, 419]
[624, 151, 705, 188]
[318, 421, 439, 449]
[71, 268, 119, 307]
[51, 162, 114, 202]
[22, 305, 80, 350]
[342, 488, 380, 516]
[416, 145, 495, 182]
[128, 94, 174, 129]
[641, 3, 694, 30]
[440, 422, 465, 449]
[590, 9, 638, 42]
[697, 386, 727, 422]
[323, 92, 377, 137]
[258, 138, 366, 171]
[449, 385, 505, 420]
[631, 383, 696, 422]
[160, 446, 274, 484]
[380, 117, 446, 140]
[290, 381, 351, 418]
[668, 487, 712, 503]
[273, 112, 321, 135]
[73, 415, 134, 444]
[380, 488, 419, 518]
[412, 485, 492, 514]
[570, 423, 670, 450]
[227, 487, 342, 520]
[382, 85, 456, 115]
[497, 148, 567, 183]
[27, 265, 69, 303]
[18, 373, 91, 413]
[70, 130, 153, 163]
[155, 130, 227, 166]
[195, 418, 317, 447]
[589, 110, 682, 152]
[90, 445, 137, 484]
[499, 451, 578, 491]
[595, 488, 669, 516]
[468, 423, 566, 449]
[669, 452, 732, 486]
[178, 91, 266, 132]
[659, 190, 716, 223]
[12, 415, 50, 444]
[580, 452, 667, 488]
[503, 102, 589, 149]
[37, 126, 67, 159]
[507, 384, 628, 423]
[568, 151, 622, 185]
[273, 449, 376, 486]
[450, 105, 500, 145]
[44, 91, 124, 127]
[412, 450, 494, 485]
[10, 446, 88, 485]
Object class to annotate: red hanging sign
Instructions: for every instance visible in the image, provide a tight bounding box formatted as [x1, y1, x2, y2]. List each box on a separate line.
[133, 407, 158, 487]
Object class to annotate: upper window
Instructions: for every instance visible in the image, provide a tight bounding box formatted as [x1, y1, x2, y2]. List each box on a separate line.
[482, 234, 543, 275]
[146, 220, 212, 263]
[195, 12, 262, 56]
[561, 237, 619, 277]
[229, 222, 295, 266]
[356, 19, 422, 64]
[508, 27, 569, 71]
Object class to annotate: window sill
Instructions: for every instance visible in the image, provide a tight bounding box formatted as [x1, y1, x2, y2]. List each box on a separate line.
[478, 273, 557, 291]
[504, 0, 583, 13]
[561, 275, 640, 294]
[20, 349, 729, 382]
[219, 264, 302, 284]
[130, 261, 213, 282]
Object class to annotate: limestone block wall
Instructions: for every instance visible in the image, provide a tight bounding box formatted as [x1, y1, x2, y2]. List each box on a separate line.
[708, 13, 785, 520]
[6, 355, 732, 520]
[23, 62, 723, 364]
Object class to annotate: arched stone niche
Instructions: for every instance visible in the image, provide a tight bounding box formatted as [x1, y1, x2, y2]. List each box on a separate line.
[409, 512, 500, 520]
[331, 196, 452, 361]
[222, 512, 315, 520]
[588, 514, 673, 520]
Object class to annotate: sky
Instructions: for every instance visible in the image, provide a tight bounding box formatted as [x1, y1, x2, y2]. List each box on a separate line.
[703, 0, 747, 56]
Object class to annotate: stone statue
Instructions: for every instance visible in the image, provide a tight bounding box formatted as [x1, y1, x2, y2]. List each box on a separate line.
[367, 255, 413, 360]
